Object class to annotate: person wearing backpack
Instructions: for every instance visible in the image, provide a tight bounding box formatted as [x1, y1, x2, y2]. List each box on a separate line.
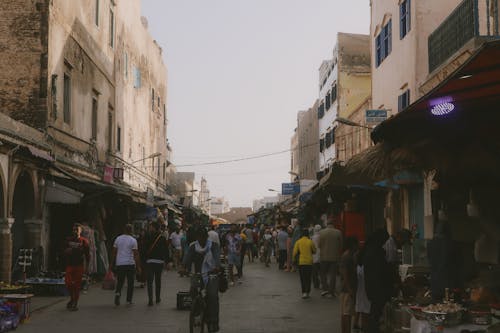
[144, 221, 169, 306]
[293, 228, 317, 299]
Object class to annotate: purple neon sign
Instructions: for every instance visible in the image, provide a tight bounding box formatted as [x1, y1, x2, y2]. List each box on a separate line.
[429, 97, 455, 116]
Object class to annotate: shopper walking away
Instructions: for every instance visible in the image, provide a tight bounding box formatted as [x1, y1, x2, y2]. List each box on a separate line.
[364, 229, 392, 333]
[184, 226, 221, 333]
[225, 226, 242, 286]
[293, 229, 316, 299]
[262, 229, 273, 267]
[63, 223, 90, 311]
[311, 224, 322, 289]
[354, 245, 370, 333]
[111, 224, 141, 306]
[277, 226, 288, 270]
[285, 226, 293, 271]
[144, 221, 169, 306]
[319, 218, 343, 297]
[243, 225, 254, 263]
[340, 237, 358, 333]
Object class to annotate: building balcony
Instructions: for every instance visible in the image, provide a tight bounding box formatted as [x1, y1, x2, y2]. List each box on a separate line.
[428, 0, 500, 73]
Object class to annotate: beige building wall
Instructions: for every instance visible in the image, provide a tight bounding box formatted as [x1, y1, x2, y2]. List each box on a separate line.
[371, 0, 462, 114]
[290, 128, 299, 181]
[297, 100, 319, 180]
[336, 98, 372, 163]
[337, 33, 371, 120]
[114, 3, 168, 195]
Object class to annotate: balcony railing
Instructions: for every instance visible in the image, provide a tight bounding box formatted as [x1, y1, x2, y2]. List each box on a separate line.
[428, 0, 500, 72]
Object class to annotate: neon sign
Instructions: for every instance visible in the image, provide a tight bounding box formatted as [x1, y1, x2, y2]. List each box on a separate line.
[430, 102, 455, 116]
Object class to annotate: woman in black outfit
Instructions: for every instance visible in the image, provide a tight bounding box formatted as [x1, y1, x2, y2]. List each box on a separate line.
[144, 221, 169, 306]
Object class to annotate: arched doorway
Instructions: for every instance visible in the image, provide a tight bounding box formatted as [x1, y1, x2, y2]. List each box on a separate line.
[11, 171, 35, 273]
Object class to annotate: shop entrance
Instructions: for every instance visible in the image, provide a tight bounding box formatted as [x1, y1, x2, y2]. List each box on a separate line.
[48, 203, 81, 271]
[11, 171, 35, 265]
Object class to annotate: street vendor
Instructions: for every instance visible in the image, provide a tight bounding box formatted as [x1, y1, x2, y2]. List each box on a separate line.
[63, 223, 90, 311]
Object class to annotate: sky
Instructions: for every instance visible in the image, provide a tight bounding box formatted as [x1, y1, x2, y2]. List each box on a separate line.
[142, 0, 370, 208]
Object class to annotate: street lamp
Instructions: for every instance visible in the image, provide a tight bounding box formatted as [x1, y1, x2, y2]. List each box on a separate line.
[131, 152, 162, 164]
[335, 117, 372, 130]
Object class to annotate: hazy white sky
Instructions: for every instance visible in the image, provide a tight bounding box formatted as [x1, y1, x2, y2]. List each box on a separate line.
[142, 0, 370, 207]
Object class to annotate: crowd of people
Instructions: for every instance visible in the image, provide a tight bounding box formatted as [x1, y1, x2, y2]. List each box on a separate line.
[62, 217, 405, 333]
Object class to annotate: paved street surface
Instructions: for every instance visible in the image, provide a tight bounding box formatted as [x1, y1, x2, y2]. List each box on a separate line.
[18, 262, 339, 333]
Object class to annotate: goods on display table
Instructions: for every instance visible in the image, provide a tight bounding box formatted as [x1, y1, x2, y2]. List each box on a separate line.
[0, 294, 34, 332]
[23, 277, 68, 296]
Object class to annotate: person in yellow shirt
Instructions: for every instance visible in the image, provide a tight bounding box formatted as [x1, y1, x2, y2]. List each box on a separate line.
[293, 229, 316, 299]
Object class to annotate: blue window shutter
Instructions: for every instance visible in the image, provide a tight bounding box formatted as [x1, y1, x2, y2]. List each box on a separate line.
[407, 0, 411, 34]
[400, 3, 404, 39]
[398, 94, 402, 112]
[388, 20, 392, 54]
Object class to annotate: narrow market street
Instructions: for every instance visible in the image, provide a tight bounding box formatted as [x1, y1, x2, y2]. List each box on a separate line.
[17, 262, 339, 333]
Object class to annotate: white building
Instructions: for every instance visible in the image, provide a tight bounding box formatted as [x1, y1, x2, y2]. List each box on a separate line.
[252, 196, 280, 212]
[199, 177, 210, 214]
[210, 197, 230, 215]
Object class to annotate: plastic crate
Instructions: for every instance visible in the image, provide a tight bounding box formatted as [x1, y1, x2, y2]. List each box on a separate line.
[176, 291, 192, 310]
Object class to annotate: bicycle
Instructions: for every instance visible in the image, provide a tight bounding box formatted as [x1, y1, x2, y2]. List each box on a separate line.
[189, 272, 219, 333]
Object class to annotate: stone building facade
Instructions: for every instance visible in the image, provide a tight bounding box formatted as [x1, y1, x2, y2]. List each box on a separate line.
[0, 0, 169, 282]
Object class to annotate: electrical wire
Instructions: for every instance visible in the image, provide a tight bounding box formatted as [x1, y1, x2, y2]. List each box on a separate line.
[169, 141, 319, 168]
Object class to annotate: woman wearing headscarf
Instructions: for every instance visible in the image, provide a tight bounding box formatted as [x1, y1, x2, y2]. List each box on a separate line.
[293, 229, 317, 299]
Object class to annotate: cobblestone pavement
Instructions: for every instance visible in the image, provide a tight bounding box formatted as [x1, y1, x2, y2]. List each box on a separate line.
[18, 261, 340, 333]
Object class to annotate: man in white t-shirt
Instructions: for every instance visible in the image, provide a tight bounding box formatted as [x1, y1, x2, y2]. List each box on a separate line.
[111, 224, 141, 306]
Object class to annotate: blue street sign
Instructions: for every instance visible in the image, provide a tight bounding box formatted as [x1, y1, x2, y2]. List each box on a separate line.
[282, 183, 300, 195]
[365, 109, 387, 123]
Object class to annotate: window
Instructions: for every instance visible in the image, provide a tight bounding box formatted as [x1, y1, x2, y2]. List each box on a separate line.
[163, 104, 167, 126]
[331, 84, 337, 104]
[151, 88, 155, 112]
[157, 157, 160, 177]
[400, 0, 411, 39]
[398, 89, 410, 112]
[319, 138, 325, 153]
[63, 73, 71, 124]
[107, 112, 113, 151]
[317, 103, 325, 119]
[142, 147, 145, 166]
[95, 0, 99, 26]
[124, 52, 128, 78]
[325, 131, 332, 148]
[91, 97, 98, 140]
[117, 126, 121, 151]
[330, 128, 336, 146]
[325, 92, 331, 110]
[375, 20, 392, 67]
[51, 74, 57, 119]
[133, 67, 141, 88]
[109, 8, 115, 48]
[158, 96, 160, 110]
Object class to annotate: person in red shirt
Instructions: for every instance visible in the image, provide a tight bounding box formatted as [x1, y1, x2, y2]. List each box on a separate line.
[63, 223, 90, 311]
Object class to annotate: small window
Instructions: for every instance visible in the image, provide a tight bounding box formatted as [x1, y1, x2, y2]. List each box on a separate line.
[398, 89, 410, 112]
[63, 73, 71, 124]
[400, 0, 411, 39]
[133, 67, 141, 88]
[325, 131, 332, 148]
[163, 104, 167, 126]
[375, 20, 392, 67]
[319, 138, 325, 153]
[124, 52, 128, 78]
[109, 8, 115, 48]
[95, 0, 100, 26]
[331, 84, 337, 104]
[108, 112, 113, 151]
[142, 147, 145, 166]
[51, 74, 58, 119]
[325, 92, 331, 110]
[91, 97, 98, 140]
[152, 88, 155, 112]
[317, 103, 325, 119]
[117, 126, 121, 151]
